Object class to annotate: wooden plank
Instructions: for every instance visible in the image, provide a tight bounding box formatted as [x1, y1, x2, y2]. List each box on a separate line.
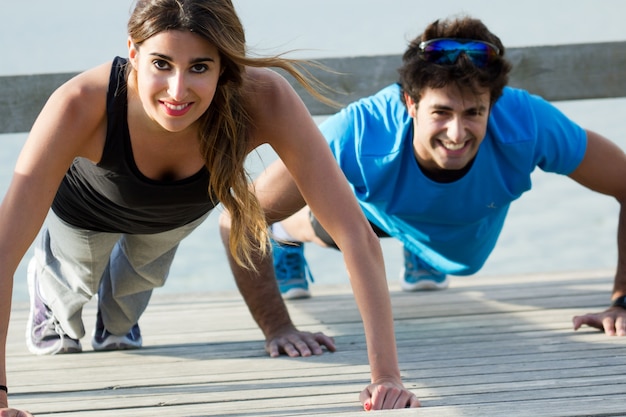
[2, 42, 625, 133]
[5, 269, 626, 416]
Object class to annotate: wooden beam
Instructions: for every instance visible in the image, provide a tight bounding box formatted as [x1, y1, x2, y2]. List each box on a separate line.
[0, 72, 75, 135]
[2, 41, 625, 134]
[294, 41, 626, 115]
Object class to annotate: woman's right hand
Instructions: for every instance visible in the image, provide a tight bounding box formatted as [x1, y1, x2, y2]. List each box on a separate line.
[0, 408, 35, 417]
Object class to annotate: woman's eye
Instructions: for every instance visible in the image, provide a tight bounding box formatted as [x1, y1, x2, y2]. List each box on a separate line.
[153, 59, 170, 70]
[191, 64, 208, 73]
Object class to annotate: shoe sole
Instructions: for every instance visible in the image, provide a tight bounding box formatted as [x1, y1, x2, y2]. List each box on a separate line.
[92, 334, 143, 351]
[281, 287, 311, 300]
[26, 259, 82, 355]
[400, 278, 450, 292]
[399, 267, 450, 292]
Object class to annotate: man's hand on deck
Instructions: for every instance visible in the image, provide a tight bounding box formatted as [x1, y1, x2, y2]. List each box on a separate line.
[360, 380, 421, 411]
[265, 327, 336, 357]
[573, 307, 626, 336]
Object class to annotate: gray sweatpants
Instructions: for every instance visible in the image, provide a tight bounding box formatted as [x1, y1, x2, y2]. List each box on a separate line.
[32, 210, 211, 339]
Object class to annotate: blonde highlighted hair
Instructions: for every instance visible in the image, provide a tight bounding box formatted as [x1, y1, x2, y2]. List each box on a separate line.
[127, 0, 330, 269]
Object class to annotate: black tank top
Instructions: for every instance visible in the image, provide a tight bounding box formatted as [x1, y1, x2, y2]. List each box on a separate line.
[52, 57, 218, 234]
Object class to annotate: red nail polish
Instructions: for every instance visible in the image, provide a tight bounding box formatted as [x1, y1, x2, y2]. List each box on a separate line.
[364, 400, 372, 411]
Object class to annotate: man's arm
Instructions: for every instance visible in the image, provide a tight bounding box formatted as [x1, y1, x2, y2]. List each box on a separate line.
[218, 210, 335, 357]
[569, 130, 626, 335]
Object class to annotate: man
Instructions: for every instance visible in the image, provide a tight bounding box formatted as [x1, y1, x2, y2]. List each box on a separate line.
[244, 16, 626, 336]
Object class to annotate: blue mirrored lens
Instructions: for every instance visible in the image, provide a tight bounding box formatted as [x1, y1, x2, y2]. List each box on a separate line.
[421, 39, 497, 67]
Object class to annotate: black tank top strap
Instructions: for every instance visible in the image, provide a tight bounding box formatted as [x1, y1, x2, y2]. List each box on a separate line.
[100, 57, 129, 169]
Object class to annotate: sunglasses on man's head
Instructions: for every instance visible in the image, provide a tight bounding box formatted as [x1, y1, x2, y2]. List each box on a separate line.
[418, 38, 500, 68]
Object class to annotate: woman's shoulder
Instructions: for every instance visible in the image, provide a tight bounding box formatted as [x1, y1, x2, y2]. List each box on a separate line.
[45, 61, 115, 130]
[35, 61, 115, 159]
[55, 61, 114, 102]
[241, 67, 322, 151]
[243, 67, 293, 103]
[242, 68, 303, 124]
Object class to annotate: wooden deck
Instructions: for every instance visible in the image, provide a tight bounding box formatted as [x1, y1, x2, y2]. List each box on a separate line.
[6, 269, 626, 416]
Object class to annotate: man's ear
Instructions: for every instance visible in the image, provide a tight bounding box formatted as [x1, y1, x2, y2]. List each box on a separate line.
[404, 92, 417, 117]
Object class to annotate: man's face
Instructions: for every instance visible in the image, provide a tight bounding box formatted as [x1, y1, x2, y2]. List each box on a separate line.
[406, 85, 491, 177]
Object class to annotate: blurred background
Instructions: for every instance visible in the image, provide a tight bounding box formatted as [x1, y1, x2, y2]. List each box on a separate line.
[1, 1, 624, 300]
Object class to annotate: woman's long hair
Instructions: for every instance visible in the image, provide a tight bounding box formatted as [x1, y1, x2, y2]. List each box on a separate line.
[127, 0, 330, 270]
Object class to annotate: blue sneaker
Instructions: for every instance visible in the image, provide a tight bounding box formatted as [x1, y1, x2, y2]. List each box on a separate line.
[26, 258, 82, 355]
[272, 239, 314, 299]
[400, 248, 449, 291]
[91, 310, 142, 351]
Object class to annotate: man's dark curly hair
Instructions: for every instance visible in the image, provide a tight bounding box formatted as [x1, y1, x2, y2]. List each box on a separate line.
[398, 16, 512, 108]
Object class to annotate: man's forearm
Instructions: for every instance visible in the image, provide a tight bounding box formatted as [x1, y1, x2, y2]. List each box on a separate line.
[219, 217, 294, 338]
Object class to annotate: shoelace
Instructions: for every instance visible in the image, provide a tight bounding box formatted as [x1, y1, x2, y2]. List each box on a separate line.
[33, 309, 67, 340]
[275, 245, 314, 284]
[405, 250, 445, 279]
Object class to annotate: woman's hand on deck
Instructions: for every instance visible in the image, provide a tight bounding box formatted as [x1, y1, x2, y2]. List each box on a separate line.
[0, 408, 35, 417]
[360, 380, 421, 411]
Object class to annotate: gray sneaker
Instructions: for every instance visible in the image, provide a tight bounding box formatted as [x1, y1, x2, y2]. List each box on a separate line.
[26, 258, 82, 355]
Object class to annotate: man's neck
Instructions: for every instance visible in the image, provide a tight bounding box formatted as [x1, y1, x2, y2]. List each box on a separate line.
[418, 158, 476, 183]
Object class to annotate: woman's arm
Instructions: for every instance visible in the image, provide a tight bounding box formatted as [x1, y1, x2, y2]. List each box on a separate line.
[240, 67, 419, 409]
[0, 63, 110, 410]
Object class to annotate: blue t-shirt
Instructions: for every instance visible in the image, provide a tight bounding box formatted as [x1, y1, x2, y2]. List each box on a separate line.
[320, 84, 587, 275]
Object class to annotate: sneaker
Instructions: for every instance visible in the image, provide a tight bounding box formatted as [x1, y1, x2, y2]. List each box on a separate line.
[26, 258, 82, 355]
[91, 310, 142, 351]
[272, 239, 314, 299]
[400, 248, 449, 291]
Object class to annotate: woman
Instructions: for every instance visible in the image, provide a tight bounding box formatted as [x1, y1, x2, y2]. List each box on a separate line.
[0, 0, 419, 413]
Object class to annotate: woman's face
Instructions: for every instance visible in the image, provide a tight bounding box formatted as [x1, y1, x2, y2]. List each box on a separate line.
[128, 30, 223, 133]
